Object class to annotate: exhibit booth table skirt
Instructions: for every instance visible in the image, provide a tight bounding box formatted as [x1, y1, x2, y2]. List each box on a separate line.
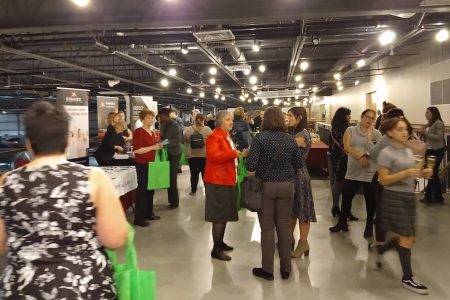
[379, 189, 416, 237]
[205, 183, 238, 223]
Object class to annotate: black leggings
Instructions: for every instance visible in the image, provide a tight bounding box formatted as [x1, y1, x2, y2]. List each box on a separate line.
[135, 163, 155, 223]
[188, 157, 206, 193]
[425, 147, 446, 201]
[339, 179, 376, 226]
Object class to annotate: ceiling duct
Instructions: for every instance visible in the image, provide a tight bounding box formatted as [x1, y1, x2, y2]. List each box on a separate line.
[193, 30, 235, 43]
[257, 89, 309, 99]
[420, 0, 450, 6]
[227, 64, 252, 73]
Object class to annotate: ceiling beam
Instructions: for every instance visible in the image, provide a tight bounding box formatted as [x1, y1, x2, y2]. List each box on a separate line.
[286, 20, 306, 86]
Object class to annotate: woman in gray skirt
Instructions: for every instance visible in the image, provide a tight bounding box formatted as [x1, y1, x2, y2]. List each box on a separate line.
[204, 110, 248, 261]
[377, 118, 431, 295]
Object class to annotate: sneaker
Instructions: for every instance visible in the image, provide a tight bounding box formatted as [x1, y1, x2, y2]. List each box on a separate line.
[401, 278, 429, 295]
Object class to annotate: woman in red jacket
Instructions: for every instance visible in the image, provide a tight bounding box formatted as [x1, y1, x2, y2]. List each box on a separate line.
[133, 109, 162, 227]
[205, 110, 248, 261]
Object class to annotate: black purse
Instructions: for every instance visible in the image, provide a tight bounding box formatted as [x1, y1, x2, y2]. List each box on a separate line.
[241, 135, 289, 212]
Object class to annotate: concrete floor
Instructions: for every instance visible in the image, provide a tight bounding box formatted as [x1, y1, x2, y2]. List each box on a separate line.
[129, 167, 450, 300]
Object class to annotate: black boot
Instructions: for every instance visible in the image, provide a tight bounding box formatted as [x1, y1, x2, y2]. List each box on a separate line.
[211, 248, 231, 261]
[329, 214, 349, 233]
[331, 206, 340, 217]
[364, 221, 373, 238]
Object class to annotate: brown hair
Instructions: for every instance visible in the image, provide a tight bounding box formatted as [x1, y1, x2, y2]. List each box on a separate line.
[288, 106, 308, 134]
[382, 102, 396, 113]
[381, 117, 412, 137]
[195, 113, 205, 127]
[107, 112, 116, 126]
[261, 106, 288, 132]
[233, 107, 245, 119]
[360, 109, 376, 118]
[139, 109, 155, 121]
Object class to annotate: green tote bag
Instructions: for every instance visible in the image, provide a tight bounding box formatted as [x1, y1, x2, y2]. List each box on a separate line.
[147, 148, 170, 190]
[179, 144, 189, 166]
[236, 155, 247, 210]
[106, 225, 156, 300]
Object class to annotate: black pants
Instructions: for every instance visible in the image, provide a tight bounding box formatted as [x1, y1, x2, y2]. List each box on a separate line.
[425, 147, 446, 202]
[135, 163, 155, 223]
[188, 157, 206, 193]
[374, 178, 387, 242]
[339, 179, 376, 227]
[168, 153, 181, 206]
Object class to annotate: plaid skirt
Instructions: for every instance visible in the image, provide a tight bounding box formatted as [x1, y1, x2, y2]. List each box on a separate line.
[379, 189, 416, 236]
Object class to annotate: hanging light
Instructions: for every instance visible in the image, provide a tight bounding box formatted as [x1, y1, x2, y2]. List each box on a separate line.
[214, 94, 219, 99]
[312, 86, 318, 92]
[295, 95, 299, 100]
[181, 45, 189, 55]
[209, 78, 216, 85]
[169, 68, 177, 76]
[355, 80, 360, 86]
[436, 28, 449, 42]
[72, 0, 90, 7]
[244, 93, 249, 98]
[240, 95, 245, 101]
[215, 87, 222, 93]
[333, 73, 341, 80]
[336, 81, 342, 87]
[252, 86, 258, 91]
[295, 75, 302, 82]
[186, 87, 193, 94]
[160, 78, 169, 87]
[221, 96, 226, 101]
[295, 101, 301, 106]
[209, 67, 218, 75]
[259, 64, 266, 72]
[262, 99, 269, 105]
[379, 31, 396, 46]
[300, 61, 309, 71]
[249, 75, 258, 85]
[298, 83, 305, 89]
[199, 91, 205, 98]
[356, 59, 366, 68]
[252, 41, 261, 52]
[243, 69, 251, 76]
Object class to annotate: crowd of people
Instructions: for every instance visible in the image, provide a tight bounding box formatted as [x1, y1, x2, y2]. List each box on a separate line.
[0, 100, 446, 297]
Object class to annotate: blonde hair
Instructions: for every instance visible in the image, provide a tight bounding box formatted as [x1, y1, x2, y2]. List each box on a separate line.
[233, 107, 245, 118]
[114, 120, 128, 131]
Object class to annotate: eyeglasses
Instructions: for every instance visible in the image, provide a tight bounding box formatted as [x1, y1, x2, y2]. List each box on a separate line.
[363, 115, 375, 120]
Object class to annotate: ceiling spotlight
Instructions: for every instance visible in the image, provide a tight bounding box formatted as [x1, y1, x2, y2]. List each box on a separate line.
[214, 94, 219, 99]
[312, 37, 320, 45]
[356, 59, 366, 68]
[209, 78, 216, 85]
[287, 98, 291, 101]
[295, 101, 301, 106]
[181, 45, 189, 55]
[295, 96, 299, 100]
[2, 111, 6, 114]
[244, 93, 249, 98]
[169, 68, 177, 76]
[249, 75, 258, 85]
[379, 30, 396, 46]
[338, 86, 344, 91]
[252, 41, 261, 52]
[336, 81, 342, 87]
[160, 78, 169, 87]
[221, 96, 226, 101]
[300, 61, 309, 71]
[262, 99, 269, 105]
[107, 79, 120, 87]
[436, 28, 449, 42]
[298, 83, 305, 89]
[355, 80, 360, 86]
[240, 95, 245, 101]
[259, 64, 266, 73]
[209, 67, 218, 75]
[312, 86, 318, 92]
[186, 87, 193, 94]
[215, 87, 222, 93]
[252, 85, 258, 91]
[243, 69, 251, 76]
[72, 0, 90, 7]
[199, 91, 205, 98]
[248, 99, 252, 103]
[295, 75, 302, 82]
[333, 73, 341, 80]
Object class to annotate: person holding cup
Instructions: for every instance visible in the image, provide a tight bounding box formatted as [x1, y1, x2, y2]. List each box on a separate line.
[376, 117, 432, 295]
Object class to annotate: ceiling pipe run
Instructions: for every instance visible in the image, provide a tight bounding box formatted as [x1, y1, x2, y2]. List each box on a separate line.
[286, 20, 306, 86]
[0, 44, 162, 91]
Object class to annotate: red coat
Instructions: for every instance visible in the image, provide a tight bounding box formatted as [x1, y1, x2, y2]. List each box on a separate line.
[204, 128, 238, 186]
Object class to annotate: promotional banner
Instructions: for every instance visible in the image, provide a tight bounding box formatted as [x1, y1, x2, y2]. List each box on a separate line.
[57, 87, 89, 160]
[97, 96, 118, 132]
[131, 96, 158, 130]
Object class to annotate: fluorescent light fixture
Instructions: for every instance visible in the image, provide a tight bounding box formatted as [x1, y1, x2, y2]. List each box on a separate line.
[312, 86, 318, 92]
[215, 87, 222, 93]
[338, 86, 344, 91]
[199, 91, 205, 98]
[160, 78, 169, 87]
[169, 68, 177, 76]
[209, 78, 216, 85]
[379, 30, 396, 46]
[186, 87, 193, 94]
[300, 61, 309, 71]
[333, 73, 341, 80]
[436, 28, 449, 42]
[356, 59, 366, 68]
[209, 67, 218, 75]
[249, 76, 258, 85]
[72, 0, 90, 7]
[295, 75, 302, 82]
[259, 64, 266, 72]
[298, 83, 305, 89]
[355, 80, 360, 86]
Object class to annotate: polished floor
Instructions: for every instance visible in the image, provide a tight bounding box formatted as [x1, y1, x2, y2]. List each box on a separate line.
[129, 167, 450, 300]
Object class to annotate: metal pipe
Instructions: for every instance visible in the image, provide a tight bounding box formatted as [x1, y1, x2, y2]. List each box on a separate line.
[286, 20, 306, 85]
[0, 44, 162, 91]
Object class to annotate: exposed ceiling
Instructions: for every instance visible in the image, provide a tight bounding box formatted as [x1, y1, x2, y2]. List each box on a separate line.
[0, 0, 449, 110]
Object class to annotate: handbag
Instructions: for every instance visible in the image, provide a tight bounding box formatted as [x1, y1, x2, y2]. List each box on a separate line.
[105, 225, 156, 300]
[236, 155, 247, 210]
[147, 148, 170, 190]
[179, 144, 189, 166]
[240, 135, 289, 212]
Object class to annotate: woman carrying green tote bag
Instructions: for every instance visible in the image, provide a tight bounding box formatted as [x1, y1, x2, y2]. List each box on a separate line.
[147, 148, 171, 190]
[106, 225, 156, 300]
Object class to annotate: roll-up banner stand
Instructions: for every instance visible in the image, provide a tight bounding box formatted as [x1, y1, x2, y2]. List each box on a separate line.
[97, 96, 119, 133]
[131, 96, 158, 130]
[57, 87, 89, 163]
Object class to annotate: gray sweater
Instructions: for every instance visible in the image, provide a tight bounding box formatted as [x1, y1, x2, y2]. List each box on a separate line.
[425, 120, 445, 150]
[161, 120, 182, 156]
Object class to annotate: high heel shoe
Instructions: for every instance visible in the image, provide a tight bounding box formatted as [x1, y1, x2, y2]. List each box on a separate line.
[331, 206, 340, 217]
[329, 222, 349, 233]
[292, 240, 310, 258]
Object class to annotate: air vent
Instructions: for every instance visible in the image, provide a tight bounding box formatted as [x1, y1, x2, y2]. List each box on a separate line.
[226, 64, 252, 73]
[257, 90, 309, 99]
[420, 0, 450, 6]
[193, 30, 235, 43]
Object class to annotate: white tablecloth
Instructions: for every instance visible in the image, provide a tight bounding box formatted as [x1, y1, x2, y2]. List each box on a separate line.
[101, 166, 137, 196]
